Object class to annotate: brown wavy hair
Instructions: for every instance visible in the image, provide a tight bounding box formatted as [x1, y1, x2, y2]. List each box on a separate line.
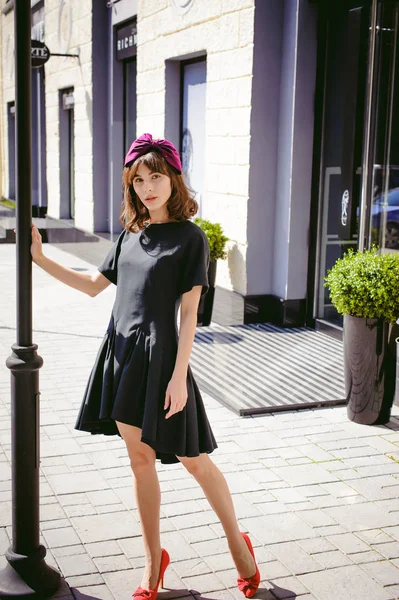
[120, 151, 198, 232]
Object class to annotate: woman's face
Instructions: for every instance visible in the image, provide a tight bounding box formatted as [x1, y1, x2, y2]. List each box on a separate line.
[132, 164, 172, 217]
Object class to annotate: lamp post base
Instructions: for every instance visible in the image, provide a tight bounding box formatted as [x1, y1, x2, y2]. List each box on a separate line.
[0, 546, 61, 599]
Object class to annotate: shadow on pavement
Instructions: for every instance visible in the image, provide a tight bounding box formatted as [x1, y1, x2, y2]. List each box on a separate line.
[194, 331, 244, 344]
[71, 591, 103, 600]
[189, 583, 297, 599]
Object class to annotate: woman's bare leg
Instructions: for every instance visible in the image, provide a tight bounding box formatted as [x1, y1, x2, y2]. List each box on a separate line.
[117, 422, 162, 590]
[177, 453, 256, 578]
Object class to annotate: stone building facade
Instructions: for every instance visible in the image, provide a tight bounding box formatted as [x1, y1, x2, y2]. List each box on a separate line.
[4, 0, 391, 335]
[0, 0, 318, 327]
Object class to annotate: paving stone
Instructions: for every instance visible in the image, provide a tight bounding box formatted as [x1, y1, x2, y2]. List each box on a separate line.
[257, 502, 292, 516]
[360, 561, 399, 586]
[57, 493, 90, 507]
[269, 542, 323, 575]
[47, 471, 110, 495]
[117, 537, 145, 559]
[84, 540, 122, 559]
[245, 468, 283, 485]
[56, 553, 97, 577]
[266, 575, 311, 598]
[63, 454, 93, 467]
[0, 501, 11, 526]
[96, 503, 126, 514]
[296, 509, 337, 528]
[287, 457, 314, 466]
[41, 439, 83, 458]
[373, 542, 399, 560]
[325, 502, 399, 532]
[67, 573, 104, 587]
[314, 549, 353, 568]
[191, 537, 228, 557]
[0, 527, 10, 553]
[162, 500, 204, 518]
[182, 525, 218, 544]
[320, 481, 360, 498]
[171, 510, 219, 530]
[71, 584, 114, 600]
[271, 464, 337, 486]
[41, 503, 67, 521]
[327, 532, 370, 554]
[94, 553, 132, 573]
[299, 565, 392, 600]
[235, 432, 287, 451]
[71, 511, 140, 544]
[296, 484, 329, 498]
[349, 550, 386, 564]
[86, 489, 121, 507]
[41, 519, 72, 531]
[298, 537, 336, 554]
[315, 525, 348, 536]
[295, 444, 337, 463]
[162, 488, 205, 505]
[383, 527, 399, 542]
[43, 527, 81, 548]
[375, 499, 399, 513]
[182, 572, 225, 593]
[52, 544, 86, 558]
[384, 584, 399, 600]
[64, 504, 97, 518]
[241, 513, 318, 545]
[271, 488, 307, 504]
[174, 557, 212, 577]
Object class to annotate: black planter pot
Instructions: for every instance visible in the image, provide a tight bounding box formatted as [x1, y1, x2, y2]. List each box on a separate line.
[197, 260, 217, 327]
[344, 314, 396, 425]
[395, 335, 399, 407]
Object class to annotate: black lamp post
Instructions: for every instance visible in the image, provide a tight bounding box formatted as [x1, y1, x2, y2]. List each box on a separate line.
[0, 1, 61, 597]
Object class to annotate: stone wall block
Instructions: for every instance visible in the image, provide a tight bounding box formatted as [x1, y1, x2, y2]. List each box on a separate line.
[239, 8, 255, 47]
[137, 91, 165, 116]
[137, 68, 165, 95]
[206, 108, 252, 137]
[139, 0, 168, 18]
[221, 0, 254, 14]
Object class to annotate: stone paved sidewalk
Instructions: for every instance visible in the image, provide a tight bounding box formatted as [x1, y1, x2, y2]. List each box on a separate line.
[0, 244, 399, 600]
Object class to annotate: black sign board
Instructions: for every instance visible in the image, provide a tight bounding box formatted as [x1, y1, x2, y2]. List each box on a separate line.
[116, 20, 137, 61]
[31, 39, 50, 68]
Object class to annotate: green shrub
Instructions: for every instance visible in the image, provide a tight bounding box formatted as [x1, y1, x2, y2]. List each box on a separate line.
[194, 217, 229, 262]
[324, 247, 399, 323]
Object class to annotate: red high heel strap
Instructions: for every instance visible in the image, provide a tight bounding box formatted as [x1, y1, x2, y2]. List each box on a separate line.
[237, 533, 261, 598]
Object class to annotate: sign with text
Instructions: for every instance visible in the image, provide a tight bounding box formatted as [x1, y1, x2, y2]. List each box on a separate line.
[31, 39, 50, 68]
[116, 20, 137, 61]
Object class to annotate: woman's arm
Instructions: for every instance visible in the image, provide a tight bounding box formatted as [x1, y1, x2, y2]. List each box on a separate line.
[164, 285, 202, 419]
[31, 224, 111, 297]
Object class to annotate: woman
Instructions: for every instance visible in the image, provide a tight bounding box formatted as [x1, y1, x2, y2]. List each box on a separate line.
[31, 133, 260, 599]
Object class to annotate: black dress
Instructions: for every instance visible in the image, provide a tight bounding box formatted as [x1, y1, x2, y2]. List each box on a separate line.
[75, 220, 218, 464]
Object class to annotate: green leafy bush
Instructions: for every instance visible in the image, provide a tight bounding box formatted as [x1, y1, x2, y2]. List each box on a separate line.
[324, 247, 399, 323]
[194, 218, 229, 262]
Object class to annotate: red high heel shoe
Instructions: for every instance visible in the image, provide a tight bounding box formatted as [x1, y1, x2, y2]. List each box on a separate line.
[133, 548, 170, 600]
[237, 533, 260, 598]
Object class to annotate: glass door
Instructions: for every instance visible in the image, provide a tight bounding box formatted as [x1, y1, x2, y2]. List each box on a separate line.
[314, 3, 369, 328]
[368, 1, 399, 253]
[313, 0, 399, 331]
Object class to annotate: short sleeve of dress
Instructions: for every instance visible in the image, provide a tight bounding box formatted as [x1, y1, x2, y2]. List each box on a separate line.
[97, 230, 126, 285]
[180, 228, 210, 296]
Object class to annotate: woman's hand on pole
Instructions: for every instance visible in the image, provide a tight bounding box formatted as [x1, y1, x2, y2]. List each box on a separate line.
[31, 224, 44, 263]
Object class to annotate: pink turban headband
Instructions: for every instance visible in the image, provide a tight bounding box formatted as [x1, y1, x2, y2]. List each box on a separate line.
[124, 133, 182, 174]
